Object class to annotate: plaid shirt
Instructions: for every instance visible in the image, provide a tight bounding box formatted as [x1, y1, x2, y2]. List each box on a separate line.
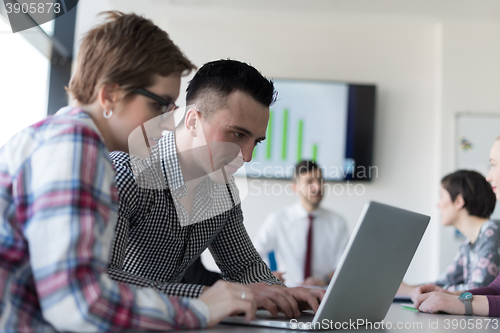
[0, 108, 208, 333]
[108, 131, 283, 298]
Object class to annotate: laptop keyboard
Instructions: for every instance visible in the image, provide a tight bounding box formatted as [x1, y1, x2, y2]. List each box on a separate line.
[256, 309, 315, 319]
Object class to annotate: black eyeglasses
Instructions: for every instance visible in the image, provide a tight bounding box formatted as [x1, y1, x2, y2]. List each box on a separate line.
[133, 88, 177, 114]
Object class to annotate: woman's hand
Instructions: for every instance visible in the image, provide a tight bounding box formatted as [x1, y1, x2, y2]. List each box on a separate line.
[198, 280, 256, 327]
[413, 292, 489, 316]
[413, 292, 464, 314]
[411, 283, 451, 303]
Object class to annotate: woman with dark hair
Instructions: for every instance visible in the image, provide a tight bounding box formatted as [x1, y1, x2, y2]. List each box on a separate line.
[398, 170, 499, 296]
[435, 170, 499, 290]
[413, 137, 500, 317]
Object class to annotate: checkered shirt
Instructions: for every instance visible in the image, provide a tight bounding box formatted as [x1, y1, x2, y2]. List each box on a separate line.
[0, 108, 208, 333]
[108, 131, 283, 298]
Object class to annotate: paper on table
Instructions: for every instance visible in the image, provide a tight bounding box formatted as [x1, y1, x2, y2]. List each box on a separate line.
[401, 303, 418, 312]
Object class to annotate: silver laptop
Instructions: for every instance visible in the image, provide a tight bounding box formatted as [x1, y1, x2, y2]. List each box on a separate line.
[222, 201, 430, 330]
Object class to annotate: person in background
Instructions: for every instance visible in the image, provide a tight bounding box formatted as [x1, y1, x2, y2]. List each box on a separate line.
[413, 136, 500, 317]
[0, 12, 256, 332]
[398, 170, 499, 296]
[253, 160, 350, 287]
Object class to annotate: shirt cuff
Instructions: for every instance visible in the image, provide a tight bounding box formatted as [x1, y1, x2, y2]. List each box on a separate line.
[264, 277, 286, 286]
[483, 295, 500, 317]
[190, 299, 210, 324]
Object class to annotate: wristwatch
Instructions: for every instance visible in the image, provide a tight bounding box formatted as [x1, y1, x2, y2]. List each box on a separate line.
[458, 292, 473, 316]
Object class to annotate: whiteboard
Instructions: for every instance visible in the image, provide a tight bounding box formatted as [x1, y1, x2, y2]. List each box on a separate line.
[456, 113, 500, 219]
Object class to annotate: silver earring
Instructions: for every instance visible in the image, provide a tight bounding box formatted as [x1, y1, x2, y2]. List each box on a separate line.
[103, 109, 113, 119]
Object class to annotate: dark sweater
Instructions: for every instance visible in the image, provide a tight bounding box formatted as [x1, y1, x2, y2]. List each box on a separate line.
[470, 273, 500, 317]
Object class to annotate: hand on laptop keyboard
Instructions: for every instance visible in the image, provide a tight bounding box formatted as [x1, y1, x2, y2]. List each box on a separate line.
[199, 280, 256, 327]
[245, 283, 325, 318]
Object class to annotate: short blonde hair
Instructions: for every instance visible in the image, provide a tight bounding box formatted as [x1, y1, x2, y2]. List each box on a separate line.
[67, 11, 195, 105]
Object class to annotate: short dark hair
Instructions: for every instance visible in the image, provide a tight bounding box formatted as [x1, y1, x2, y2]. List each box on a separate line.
[441, 170, 496, 219]
[294, 160, 321, 179]
[185, 59, 277, 119]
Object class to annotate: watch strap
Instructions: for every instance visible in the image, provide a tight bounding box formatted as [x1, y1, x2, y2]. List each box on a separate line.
[463, 299, 472, 316]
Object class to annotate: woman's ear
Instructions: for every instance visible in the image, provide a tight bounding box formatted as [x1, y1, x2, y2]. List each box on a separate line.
[96, 83, 120, 112]
[454, 194, 466, 210]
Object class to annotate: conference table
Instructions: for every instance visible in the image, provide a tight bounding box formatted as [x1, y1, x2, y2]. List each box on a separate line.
[127, 303, 498, 332]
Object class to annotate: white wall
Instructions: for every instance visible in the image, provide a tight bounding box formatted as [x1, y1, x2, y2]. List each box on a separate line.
[159, 11, 442, 284]
[438, 21, 500, 272]
[73, 0, 113, 60]
[74, 2, 500, 285]
[166, 11, 500, 283]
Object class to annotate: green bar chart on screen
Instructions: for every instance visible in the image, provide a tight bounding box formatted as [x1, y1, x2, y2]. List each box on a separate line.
[297, 119, 304, 162]
[234, 79, 348, 179]
[259, 108, 319, 164]
[266, 110, 273, 160]
[282, 109, 288, 160]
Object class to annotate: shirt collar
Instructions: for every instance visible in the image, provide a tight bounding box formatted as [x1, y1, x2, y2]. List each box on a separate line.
[55, 107, 106, 143]
[158, 131, 187, 198]
[158, 131, 235, 205]
[479, 220, 492, 233]
[294, 202, 320, 218]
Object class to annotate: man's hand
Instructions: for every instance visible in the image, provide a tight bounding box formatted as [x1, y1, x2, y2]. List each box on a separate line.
[287, 286, 325, 312]
[246, 283, 325, 318]
[303, 276, 328, 287]
[272, 271, 285, 283]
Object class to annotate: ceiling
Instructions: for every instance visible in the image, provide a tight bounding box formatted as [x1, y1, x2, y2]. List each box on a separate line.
[110, 0, 500, 21]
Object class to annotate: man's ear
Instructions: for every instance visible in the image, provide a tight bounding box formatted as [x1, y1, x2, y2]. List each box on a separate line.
[184, 108, 206, 140]
[291, 180, 298, 194]
[96, 83, 120, 111]
[184, 108, 198, 136]
[454, 194, 465, 210]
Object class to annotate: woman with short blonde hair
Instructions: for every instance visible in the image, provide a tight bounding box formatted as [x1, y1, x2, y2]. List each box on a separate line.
[0, 11, 255, 332]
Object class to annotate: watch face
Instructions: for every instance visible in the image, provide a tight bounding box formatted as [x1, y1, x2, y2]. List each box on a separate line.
[460, 292, 473, 300]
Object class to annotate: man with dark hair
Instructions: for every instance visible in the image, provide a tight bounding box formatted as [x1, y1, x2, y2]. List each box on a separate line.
[254, 160, 350, 287]
[185, 59, 276, 115]
[109, 59, 324, 318]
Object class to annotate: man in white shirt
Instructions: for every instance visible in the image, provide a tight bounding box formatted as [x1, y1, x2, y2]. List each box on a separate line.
[254, 160, 349, 287]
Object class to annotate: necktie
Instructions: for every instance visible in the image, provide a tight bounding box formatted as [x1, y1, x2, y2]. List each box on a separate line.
[304, 214, 314, 279]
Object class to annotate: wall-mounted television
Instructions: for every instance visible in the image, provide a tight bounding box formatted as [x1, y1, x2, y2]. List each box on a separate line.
[235, 79, 376, 181]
